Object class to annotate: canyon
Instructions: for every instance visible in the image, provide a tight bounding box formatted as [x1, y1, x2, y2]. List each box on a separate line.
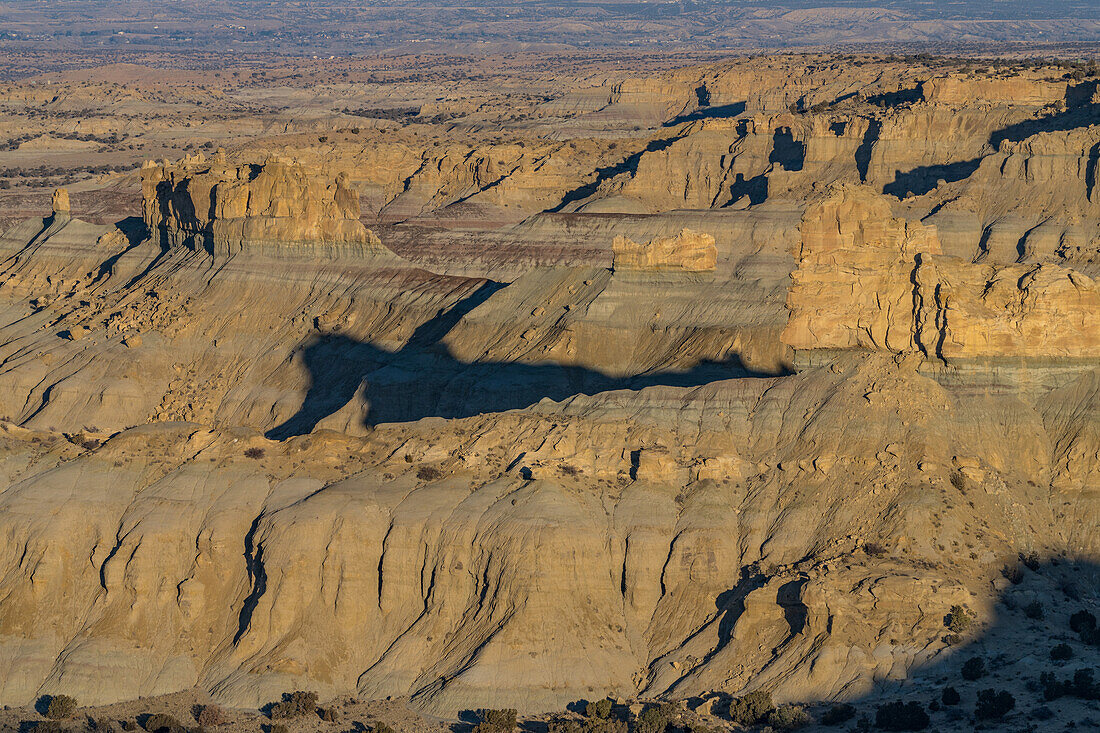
[0, 51, 1096, 731]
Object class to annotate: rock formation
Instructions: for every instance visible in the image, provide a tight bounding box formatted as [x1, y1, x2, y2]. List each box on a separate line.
[783, 184, 1100, 362]
[141, 154, 385, 257]
[611, 228, 717, 272]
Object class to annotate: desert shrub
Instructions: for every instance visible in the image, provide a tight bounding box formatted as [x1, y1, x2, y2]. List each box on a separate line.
[820, 703, 855, 725]
[34, 722, 64, 733]
[269, 691, 319, 719]
[764, 704, 811, 730]
[1050, 643, 1073, 661]
[121, 722, 138, 732]
[476, 708, 517, 732]
[944, 604, 974, 633]
[1020, 551, 1040, 571]
[1069, 609, 1097, 635]
[271, 725, 289, 733]
[89, 717, 117, 732]
[243, 447, 264, 459]
[631, 703, 676, 733]
[874, 701, 929, 731]
[549, 719, 628, 733]
[44, 695, 78, 720]
[318, 706, 339, 722]
[585, 699, 613, 719]
[863, 542, 887, 557]
[942, 633, 962, 646]
[1002, 564, 1024, 585]
[141, 713, 184, 732]
[941, 687, 960, 706]
[728, 690, 773, 726]
[1024, 601, 1044, 619]
[961, 657, 986, 681]
[195, 704, 226, 727]
[368, 724, 396, 733]
[974, 689, 1014, 720]
[416, 465, 443, 481]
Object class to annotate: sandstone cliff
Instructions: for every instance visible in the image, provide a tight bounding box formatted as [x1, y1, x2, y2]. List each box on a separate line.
[783, 184, 1100, 361]
[141, 154, 385, 258]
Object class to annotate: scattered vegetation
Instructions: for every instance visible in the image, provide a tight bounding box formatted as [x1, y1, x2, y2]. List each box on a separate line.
[1002, 563, 1024, 585]
[43, 695, 78, 720]
[475, 708, 518, 732]
[416, 465, 444, 481]
[728, 690, 772, 726]
[820, 703, 855, 725]
[195, 704, 226, 727]
[944, 604, 974, 633]
[142, 712, 185, 732]
[585, 699, 613, 719]
[1050, 643, 1073, 661]
[961, 657, 986, 681]
[764, 704, 811, 730]
[874, 700, 929, 731]
[974, 689, 1015, 720]
[243, 446, 265, 459]
[268, 690, 319, 719]
[1040, 668, 1100, 701]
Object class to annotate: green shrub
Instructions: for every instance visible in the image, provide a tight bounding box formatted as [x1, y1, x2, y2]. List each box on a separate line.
[765, 704, 811, 730]
[1070, 609, 1096, 634]
[43, 695, 78, 720]
[728, 690, 772, 726]
[874, 701, 929, 731]
[961, 657, 986, 681]
[269, 691, 318, 719]
[318, 706, 339, 722]
[1050, 643, 1073, 661]
[631, 703, 675, 733]
[585, 699, 613, 720]
[944, 605, 974, 633]
[974, 689, 1014, 720]
[820, 703, 855, 725]
[1024, 601, 1044, 620]
[476, 708, 517, 732]
[941, 687, 960, 706]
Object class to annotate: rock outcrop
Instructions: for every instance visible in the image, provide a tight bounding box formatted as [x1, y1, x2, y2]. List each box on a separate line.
[612, 228, 717, 272]
[783, 184, 1100, 361]
[141, 154, 385, 257]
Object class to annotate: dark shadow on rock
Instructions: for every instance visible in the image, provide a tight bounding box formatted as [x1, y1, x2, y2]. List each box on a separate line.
[769, 127, 804, 172]
[726, 172, 768, 207]
[664, 101, 746, 127]
[883, 158, 982, 199]
[697, 558, 1100, 730]
[865, 86, 924, 108]
[856, 118, 882, 183]
[267, 283, 784, 437]
[550, 136, 682, 212]
[884, 81, 1100, 200]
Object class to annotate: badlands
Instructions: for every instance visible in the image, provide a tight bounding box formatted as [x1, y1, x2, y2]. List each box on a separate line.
[0, 50, 1097, 732]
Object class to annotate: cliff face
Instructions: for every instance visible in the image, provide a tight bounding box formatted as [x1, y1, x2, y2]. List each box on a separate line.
[141, 154, 384, 257]
[612, 229, 717, 273]
[783, 185, 1100, 360]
